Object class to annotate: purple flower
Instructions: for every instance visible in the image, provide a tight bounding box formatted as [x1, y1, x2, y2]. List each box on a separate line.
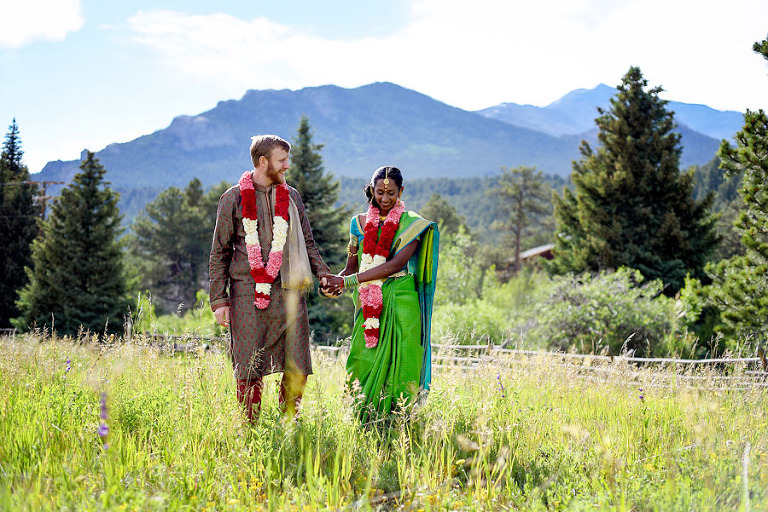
[497, 373, 506, 398]
[100, 392, 108, 419]
[65, 357, 71, 372]
[98, 391, 109, 448]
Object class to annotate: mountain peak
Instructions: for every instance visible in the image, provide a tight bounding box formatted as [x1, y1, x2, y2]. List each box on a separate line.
[546, 83, 614, 109]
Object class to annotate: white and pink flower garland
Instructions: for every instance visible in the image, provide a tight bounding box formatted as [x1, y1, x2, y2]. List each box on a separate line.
[358, 199, 405, 348]
[239, 171, 290, 309]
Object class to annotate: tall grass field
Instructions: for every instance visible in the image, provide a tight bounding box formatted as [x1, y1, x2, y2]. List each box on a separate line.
[1, 333, 766, 511]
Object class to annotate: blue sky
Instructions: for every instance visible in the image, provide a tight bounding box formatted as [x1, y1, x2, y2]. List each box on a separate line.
[1, 0, 767, 173]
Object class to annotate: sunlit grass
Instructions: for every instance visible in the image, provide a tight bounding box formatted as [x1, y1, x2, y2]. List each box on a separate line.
[1, 333, 766, 511]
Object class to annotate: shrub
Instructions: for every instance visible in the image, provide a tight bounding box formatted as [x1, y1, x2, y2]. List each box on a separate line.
[527, 268, 679, 356]
[432, 268, 550, 346]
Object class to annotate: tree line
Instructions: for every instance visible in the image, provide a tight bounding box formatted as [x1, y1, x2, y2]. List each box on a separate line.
[2, 37, 766, 353]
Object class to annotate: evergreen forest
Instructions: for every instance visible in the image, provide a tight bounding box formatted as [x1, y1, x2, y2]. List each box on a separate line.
[2, 42, 767, 358]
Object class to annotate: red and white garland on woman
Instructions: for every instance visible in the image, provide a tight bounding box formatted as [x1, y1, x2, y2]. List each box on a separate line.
[358, 199, 405, 348]
[238, 171, 290, 309]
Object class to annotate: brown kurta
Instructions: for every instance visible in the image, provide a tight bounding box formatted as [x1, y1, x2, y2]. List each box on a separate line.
[209, 179, 330, 380]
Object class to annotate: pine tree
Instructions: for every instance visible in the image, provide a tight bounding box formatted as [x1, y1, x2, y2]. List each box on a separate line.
[288, 116, 352, 340]
[489, 166, 551, 272]
[15, 151, 128, 335]
[702, 38, 768, 340]
[289, 116, 349, 268]
[552, 67, 718, 293]
[129, 178, 214, 313]
[0, 119, 38, 328]
[419, 193, 468, 236]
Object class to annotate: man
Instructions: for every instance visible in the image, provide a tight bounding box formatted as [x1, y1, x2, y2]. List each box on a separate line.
[209, 134, 331, 421]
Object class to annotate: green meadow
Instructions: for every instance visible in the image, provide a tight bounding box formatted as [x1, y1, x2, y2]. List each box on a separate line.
[1, 334, 766, 511]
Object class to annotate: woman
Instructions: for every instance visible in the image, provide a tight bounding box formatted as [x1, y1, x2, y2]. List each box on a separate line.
[323, 166, 439, 423]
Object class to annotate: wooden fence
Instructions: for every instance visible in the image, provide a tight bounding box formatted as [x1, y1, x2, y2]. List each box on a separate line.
[4, 331, 766, 389]
[315, 342, 766, 368]
[313, 343, 768, 391]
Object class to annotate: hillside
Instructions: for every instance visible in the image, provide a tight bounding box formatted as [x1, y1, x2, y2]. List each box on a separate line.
[36, 82, 580, 186]
[34, 82, 730, 220]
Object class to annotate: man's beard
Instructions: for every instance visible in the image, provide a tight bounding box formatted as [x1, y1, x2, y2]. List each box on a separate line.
[266, 161, 286, 184]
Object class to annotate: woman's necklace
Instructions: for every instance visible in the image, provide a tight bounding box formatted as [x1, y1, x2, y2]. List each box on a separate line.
[358, 200, 405, 348]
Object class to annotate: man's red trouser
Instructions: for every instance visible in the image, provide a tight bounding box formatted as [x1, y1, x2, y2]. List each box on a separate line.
[236, 372, 307, 421]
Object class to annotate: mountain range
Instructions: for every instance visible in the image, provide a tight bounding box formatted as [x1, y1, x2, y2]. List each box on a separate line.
[35, 81, 743, 219]
[477, 83, 744, 140]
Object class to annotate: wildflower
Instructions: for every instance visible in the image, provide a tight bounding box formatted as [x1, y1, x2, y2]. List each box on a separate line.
[98, 391, 109, 448]
[496, 373, 505, 398]
[65, 357, 71, 372]
[639, 387, 644, 401]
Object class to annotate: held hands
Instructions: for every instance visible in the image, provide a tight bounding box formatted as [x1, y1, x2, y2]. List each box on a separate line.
[320, 275, 344, 297]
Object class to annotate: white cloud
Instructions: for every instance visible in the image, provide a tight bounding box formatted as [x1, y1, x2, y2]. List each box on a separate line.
[126, 1, 768, 112]
[0, 0, 84, 49]
[127, 11, 389, 93]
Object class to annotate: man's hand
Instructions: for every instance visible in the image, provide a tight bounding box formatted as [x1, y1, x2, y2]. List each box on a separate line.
[320, 276, 342, 297]
[215, 306, 230, 327]
[324, 275, 344, 296]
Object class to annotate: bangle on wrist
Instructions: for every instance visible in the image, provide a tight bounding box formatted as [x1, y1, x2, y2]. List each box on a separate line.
[343, 273, 359, 289]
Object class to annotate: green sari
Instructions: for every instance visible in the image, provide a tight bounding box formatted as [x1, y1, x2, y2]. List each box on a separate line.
[346, 211, 439, 422]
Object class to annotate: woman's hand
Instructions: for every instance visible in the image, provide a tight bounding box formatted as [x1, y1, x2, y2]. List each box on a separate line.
[321, 275, 344, 296]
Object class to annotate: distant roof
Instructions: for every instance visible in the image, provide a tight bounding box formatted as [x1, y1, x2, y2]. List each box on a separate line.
[520, 243, 554, 260]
